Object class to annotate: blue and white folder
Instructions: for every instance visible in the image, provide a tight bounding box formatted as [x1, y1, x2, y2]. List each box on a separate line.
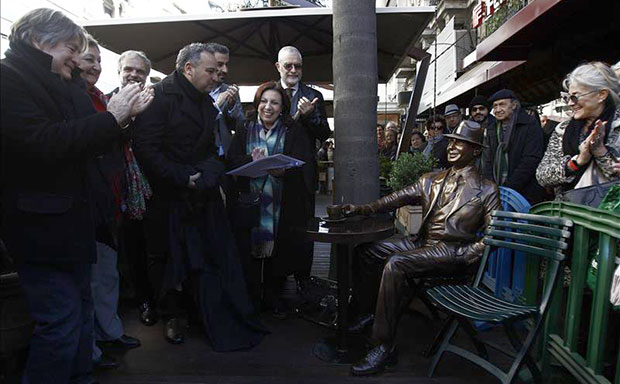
[226, 154, 305, 178]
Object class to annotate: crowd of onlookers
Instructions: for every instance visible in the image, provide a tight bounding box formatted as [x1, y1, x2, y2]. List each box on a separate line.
[376, 60, 620, 205]
[1, 7, 619, 384]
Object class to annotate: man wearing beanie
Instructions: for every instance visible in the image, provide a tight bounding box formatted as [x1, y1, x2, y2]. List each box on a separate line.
[482, 89, 544, 204]
[468, 95, 495, 130]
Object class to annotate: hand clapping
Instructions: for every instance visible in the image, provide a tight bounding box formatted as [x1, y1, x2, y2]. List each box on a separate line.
[297, 97, 319, 117]
[107, 83, 155, 128]
[215, 84, 239, 110]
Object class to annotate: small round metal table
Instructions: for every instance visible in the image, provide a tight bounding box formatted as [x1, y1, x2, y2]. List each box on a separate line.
[305, 215, 394, 364]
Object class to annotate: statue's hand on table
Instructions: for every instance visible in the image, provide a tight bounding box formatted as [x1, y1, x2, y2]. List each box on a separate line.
[342, 204, 363, 217]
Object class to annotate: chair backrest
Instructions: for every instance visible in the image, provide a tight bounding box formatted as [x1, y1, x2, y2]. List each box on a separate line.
[474, 211, 573, 312]
[483, 187, 532, 302]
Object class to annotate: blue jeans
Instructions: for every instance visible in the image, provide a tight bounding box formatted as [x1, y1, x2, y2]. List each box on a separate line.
[18, 263, 94, 384]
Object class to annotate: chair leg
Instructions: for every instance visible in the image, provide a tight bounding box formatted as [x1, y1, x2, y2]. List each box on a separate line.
[427, 317, 459, 378]
[460, 318, 489, 360]
[422, 315, 452, 358]
[503, 323, 542, 384]
[504, 318, 544, 384]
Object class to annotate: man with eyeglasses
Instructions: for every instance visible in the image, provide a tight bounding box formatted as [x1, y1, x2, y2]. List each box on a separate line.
[468, 95, 494, 128]
[468, 95, 494, 170]
[482, 89, 544, 204]
[444, 104, 462, 133]
[275, 46, 331, 294]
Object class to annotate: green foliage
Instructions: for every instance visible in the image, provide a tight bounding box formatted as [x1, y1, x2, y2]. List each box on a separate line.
[379, 155, 393, 180]
[483, 0, 527, 40]
[387, 152, 436, 191]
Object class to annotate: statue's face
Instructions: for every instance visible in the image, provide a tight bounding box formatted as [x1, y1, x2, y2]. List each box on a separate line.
[447, 139, 480, 169]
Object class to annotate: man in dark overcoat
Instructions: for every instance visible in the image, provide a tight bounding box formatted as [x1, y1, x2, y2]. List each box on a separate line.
[0, 8, 151, 383]
[275, 45, 331, 287]
[482, 89, 545, 204]
[342, 121, 500, 376]
[133, 42, 265, 350]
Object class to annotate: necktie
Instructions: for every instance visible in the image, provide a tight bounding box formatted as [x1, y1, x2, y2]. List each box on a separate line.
[441, 173, 460, 206]
[285, 88, 293, 101]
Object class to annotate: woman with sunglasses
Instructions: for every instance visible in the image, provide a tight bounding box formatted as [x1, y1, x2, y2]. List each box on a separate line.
[422, 115, 450, 169]
[536, 62, 620, 197]
[228, 81, 314, 318]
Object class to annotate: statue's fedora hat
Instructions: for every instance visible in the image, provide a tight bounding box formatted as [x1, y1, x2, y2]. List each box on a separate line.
[444, 120, 486, 148]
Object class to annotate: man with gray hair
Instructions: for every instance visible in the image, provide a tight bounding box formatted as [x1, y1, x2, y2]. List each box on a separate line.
[206, 42, 244, 157]
[111, 49, 157, 329]
[1, 8, 152, 383]
[275, 45, 331, 291]
[444, 104, 462, 133]
[134, 42, 266, 349]
[118, 50, 151, 88]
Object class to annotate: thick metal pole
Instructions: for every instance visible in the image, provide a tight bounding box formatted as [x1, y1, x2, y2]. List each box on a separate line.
[333, 0, 378, 205]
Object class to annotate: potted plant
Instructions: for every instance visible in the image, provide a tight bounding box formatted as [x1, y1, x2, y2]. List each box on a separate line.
[379, 155, 393, 197]
[387, 152, 436, 234]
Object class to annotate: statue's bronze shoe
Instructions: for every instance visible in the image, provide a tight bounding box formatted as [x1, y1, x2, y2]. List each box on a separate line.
[350, 345, 397, 376]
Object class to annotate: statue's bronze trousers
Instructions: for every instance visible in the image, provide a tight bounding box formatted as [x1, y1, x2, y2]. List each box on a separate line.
[353, 236, 471, 346]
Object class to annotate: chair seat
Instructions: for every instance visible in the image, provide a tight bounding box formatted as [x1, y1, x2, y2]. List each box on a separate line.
[427, 285, 537, 323]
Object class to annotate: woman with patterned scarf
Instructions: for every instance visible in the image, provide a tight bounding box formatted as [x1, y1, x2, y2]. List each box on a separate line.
[536, 62, 620, 197]
[228, 81, 315, 318]
[78, 35, 146, 366]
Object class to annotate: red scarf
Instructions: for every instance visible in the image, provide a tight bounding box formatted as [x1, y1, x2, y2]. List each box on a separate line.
[87, 86, 109, 112]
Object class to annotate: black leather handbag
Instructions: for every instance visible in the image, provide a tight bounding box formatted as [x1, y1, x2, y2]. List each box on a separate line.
[561, 180, 617, 208]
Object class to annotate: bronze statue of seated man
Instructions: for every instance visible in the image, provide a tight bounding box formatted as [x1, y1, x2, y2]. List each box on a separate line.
[341, 120, 500, 376]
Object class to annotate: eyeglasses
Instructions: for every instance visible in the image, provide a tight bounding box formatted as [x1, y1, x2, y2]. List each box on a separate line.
[428, 125, 444, 131]
[282, 63, 302, 71]
[471, 106, 487, 112]
[560, 90, 597, 104]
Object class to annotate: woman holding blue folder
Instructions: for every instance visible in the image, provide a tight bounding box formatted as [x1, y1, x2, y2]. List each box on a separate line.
[228, 81, 315, 318]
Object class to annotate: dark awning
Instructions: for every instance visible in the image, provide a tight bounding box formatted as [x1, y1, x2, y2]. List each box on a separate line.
[430, 0, 620, 108]
[83, 7, 435, 85]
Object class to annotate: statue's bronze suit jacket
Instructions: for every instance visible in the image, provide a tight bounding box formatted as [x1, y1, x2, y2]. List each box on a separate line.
[364, 165, 501, 264]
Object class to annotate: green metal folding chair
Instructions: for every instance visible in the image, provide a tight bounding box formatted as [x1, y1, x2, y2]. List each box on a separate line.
[426, 210, 573, 383]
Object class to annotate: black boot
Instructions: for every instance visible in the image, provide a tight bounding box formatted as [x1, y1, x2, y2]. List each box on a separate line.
[139, 301, 158, 326]
[350, 344, 398, 376]
[164, 318, 185, 344]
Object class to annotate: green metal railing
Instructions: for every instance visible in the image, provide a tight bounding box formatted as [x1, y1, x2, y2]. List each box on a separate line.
[529, 201, 619, 384]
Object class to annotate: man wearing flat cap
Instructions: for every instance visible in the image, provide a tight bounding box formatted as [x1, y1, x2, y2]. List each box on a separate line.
[444, 104, 462, 133]
[341, 120, 500, 376]
[483, 89, 544, 204]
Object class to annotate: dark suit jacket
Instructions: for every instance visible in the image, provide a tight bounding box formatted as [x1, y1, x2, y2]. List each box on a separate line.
[366, 165, 500, 264]
[291, 82, 331, 192]
[1, 41, 124, 264]
[213, 82, 245, 156]
[133, 71, 223, 199]
[482, 108, 544, 204]
[431, 135, 450, 169]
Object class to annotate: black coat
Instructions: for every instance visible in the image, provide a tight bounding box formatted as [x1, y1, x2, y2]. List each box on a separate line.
[134, 71, 265, 351]
[431, 136, 450, 169]
[1, 42, 124, 265]
[294, 83, 332, 193]
[228, 119, 315, 276]
[482, 108, 545, 204]
[134, 71, 223, 200]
